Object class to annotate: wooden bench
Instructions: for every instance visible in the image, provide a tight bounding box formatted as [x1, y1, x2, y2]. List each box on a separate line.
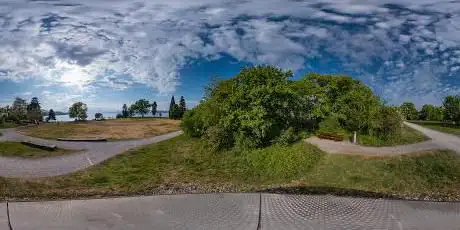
[21, 141, 57, 151]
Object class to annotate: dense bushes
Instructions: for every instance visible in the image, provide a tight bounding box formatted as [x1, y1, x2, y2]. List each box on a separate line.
[182, 65, 403, 150]
[182, 66, 310, 150]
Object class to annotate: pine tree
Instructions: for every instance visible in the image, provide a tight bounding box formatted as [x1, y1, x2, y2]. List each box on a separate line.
[169, 96, 176, 119]
[179, 96, 186, 118]
[152, 101, 157, 116]
[27, 97, 42, 122]
[48, 109, 56, 121]
[122, 104, 129, 118]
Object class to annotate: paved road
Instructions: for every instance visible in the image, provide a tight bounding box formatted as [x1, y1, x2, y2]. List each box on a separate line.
[306, 122, 460, 155]
[1, 193, 459, 230]
[0, 128, 182, 178]
[404, 121, 460, 153]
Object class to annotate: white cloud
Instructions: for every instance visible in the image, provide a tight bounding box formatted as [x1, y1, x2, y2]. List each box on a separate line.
[0, 0, 460, 107]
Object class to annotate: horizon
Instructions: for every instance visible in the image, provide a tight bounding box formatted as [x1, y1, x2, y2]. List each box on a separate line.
[1, 0, 460, 110]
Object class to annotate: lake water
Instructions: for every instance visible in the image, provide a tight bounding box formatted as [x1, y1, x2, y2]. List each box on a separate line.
[44, 111, 170, 122]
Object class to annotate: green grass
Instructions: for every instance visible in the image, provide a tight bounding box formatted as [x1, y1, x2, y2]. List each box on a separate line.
[1, 135, 459, 201]
[0, 142, 75, 158]
[0, 122, 20, 129]
[410, 120, 460, 136]
[356, 125, 429, 147]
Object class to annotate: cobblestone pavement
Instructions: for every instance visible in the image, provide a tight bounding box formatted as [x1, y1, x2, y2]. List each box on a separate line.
[0, 128, 182, 178]
[306, 122, 460, 155]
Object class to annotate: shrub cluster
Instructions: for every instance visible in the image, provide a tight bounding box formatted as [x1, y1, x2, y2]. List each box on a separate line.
[182, 66, 403, 150]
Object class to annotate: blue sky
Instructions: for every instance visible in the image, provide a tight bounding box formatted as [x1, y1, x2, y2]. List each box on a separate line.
[1, 0, 460, 112]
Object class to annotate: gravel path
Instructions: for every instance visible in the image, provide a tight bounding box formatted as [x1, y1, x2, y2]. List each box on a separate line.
[306, 122, 460, 156]
[0, 128, 182, 178]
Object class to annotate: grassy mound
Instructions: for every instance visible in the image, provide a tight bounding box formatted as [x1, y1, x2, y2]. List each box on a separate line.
[1, 135, 459, 201]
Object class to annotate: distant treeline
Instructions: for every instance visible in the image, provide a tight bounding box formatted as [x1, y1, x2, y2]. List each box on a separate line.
[400, 96, 460, 124]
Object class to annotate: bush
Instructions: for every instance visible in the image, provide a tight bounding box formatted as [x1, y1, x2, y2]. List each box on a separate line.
[204, 125, 234, 152]
[181, 109, 205, 137]
[116, 113, 123, 119]
[316, 116, 346, 141]
[181, 65, 310, 150]
[273, 127, 299, 146]
[373, 106, 402, 139]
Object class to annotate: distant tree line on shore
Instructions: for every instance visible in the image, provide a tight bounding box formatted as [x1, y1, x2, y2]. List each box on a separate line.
[399, 95, 460, 125]
[116, 96, 186, 120]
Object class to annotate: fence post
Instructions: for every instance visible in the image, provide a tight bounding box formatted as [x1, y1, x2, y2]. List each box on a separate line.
[353, 131, 357, 144]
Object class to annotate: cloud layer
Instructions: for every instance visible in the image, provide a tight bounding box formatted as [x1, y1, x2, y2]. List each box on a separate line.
[1, 0, 460, 105]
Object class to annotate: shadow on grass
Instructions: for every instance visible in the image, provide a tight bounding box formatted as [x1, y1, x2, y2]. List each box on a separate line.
[258, 186, 412, 200]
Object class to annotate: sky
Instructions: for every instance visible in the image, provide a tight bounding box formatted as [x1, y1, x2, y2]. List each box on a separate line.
[1, 0, 460, 112]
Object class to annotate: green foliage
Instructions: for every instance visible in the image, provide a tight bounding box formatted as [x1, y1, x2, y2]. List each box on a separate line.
[419, 104, 443, 121]
[95, 113, 104, 120]
[182, 65, 309, 150]
[179, 96, 186, 117]
[443, 95, 460, 124]
[116, 113, 123, 119]
[27, 97, 42, 121]
[371, 106, 403, 139]
[181, 109, 205, 137]
[10, 97, 27, 122]
[46, 109, 56, 122]
[400, 102, 419, 120]
[131, 99, 150, 117]
[335, 85, 381, 133]
[151, 101, 157, 116]
[168, 96, 185, 119]
[273, 127, 299, 146]
[68, 102, 88, 121]
[316, 116, 346, 141]
[168, 96, 176, 119]
[122, 104, 129, 118]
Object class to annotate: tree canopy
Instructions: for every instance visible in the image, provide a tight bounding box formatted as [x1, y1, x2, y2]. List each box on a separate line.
[131, 99, 150, 117]
[69, 102, 88, 121]
[181, 65, 403, 151]
[400, 102, 418, 120]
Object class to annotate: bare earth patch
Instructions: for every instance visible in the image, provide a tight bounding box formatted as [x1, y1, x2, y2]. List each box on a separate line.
[17, 118, 181, 140]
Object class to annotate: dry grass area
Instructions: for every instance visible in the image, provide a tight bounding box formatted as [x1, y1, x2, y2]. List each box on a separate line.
[17, 118, 181, 140]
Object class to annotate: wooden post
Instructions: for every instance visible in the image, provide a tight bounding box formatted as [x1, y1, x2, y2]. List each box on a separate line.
[353, 131, 357, 144]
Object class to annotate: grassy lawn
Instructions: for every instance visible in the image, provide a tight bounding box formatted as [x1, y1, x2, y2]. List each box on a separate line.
[17, 118, 181, 140]
[356, 125, 429, 146]
[1, 135, 459, 201]
[410, 120, 460, 136]
[0, 122, 20, 129]
[0, 142, 75, 158]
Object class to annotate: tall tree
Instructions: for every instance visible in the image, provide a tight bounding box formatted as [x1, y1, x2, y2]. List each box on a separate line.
[122, 104, 129, 118]
[133, 99, 150, 118]
[169, 96, 176, 119]
[419, 104, 443, 121]
[443, 95, 460, 124]
[152, 101, 157, 116]
[400, 102, 418, 120]
[128, 104, 135, 117]
[11, 97, 27, 122]
[69, 102, 88, 121]
[47, 109, 56, 121]
[179, 96, 186, 118]
[27, 97, 42, 122]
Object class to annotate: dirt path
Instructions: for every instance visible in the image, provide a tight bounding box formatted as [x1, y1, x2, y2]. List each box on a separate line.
[0, 128, 182, 178]
[306, 122, 460, 156]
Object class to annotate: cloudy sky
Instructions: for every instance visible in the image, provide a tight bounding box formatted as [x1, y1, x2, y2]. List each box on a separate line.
[1, 0, 460, 112]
